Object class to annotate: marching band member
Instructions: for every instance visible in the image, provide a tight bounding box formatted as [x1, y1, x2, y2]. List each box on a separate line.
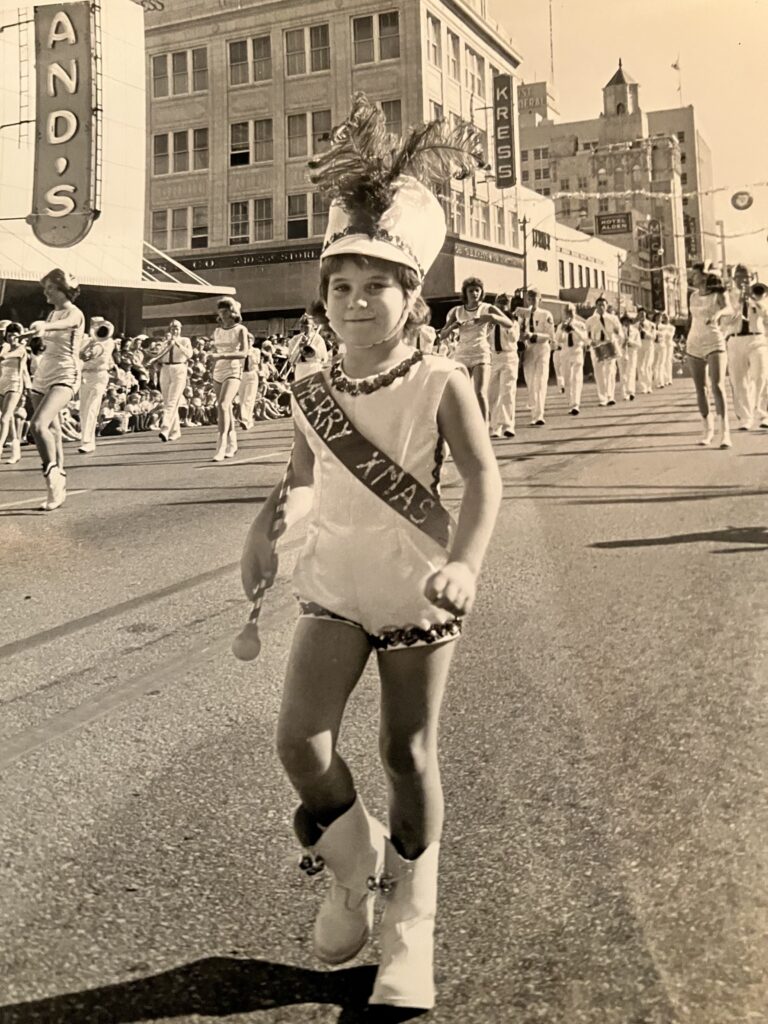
[438, 277, 512, 422]
[618, 313, 641, 401]
[287, 314, 329, 385]
[585, 295, 621, 407]
[555, 304, 588, 415]
[146, 319, 193, 443]
[517, 285, 555, 425]
[635, 307, 657, 394]
[238, 333, 262, 428]
[211, 297, 249, 461]
[686, 269, 733, 447]
[551, 333, 566, 394]
[488, 292, 521, 437]
[654, 312, 676, 388]
[240, 94, 499, 1012]
[724, 264, 768, 431]
[0, 323, 29, 464]
[27, 268, 86, 510]
[78, 318, 116, 454]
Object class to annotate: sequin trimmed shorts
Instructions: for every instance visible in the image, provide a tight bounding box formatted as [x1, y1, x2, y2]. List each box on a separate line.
[297, 600, 461, 651]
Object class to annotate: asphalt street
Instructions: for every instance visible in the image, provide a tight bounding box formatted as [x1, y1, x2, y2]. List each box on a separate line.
[0, 380, 766, 1024]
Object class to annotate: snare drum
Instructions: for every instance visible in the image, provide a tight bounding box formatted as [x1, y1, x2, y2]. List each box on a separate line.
[593, 340, 618, 362]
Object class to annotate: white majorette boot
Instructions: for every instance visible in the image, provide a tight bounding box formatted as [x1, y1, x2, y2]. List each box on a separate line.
[714, 414, 732, 449]
[697, 414, 714, 446]
[295, 795, 386, 965]
[369, 840, 440, 1010]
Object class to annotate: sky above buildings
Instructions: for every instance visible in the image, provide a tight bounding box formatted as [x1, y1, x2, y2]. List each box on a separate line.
[490, 0, 768, 278]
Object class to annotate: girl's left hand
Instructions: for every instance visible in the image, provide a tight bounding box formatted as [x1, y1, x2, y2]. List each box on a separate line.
[424, 561, 476, 616]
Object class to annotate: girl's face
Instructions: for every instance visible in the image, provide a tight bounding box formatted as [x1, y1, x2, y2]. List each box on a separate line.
[465, 285, 483, 306]
[691, 269, 706, 291]
[325, 259, 414, 349]
[218, 305, 234, 327]
[43, 279, 66, 305]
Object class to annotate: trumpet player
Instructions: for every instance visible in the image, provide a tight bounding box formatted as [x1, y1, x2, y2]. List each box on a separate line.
[724, 265, 768, 431]
[146, 319, 192, 442]
[78, 318, 116, 454]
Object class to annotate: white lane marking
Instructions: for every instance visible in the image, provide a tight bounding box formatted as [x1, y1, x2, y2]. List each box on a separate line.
[0, 490, 88, 511]
[196, 448, 292, 469]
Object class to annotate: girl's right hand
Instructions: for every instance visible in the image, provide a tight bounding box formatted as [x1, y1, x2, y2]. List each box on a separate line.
[241, 531, 278, 600]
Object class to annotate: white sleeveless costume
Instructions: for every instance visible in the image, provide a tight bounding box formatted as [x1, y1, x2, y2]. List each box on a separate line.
[31, 304, 85, 393]
[291, 352, 462, 650]
[212, 324, 248, 383]
[0, 345, 27, 395]
[686, 293, 728, 360]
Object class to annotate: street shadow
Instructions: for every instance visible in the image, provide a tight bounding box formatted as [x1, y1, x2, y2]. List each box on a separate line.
[0, 957, 426, 1024]
[591, 525, 768, 551]
[574, 488, 768, 506]
[163, 496, 266, 507]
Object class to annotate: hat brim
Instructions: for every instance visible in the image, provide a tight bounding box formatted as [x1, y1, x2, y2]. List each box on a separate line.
[321, 234, 421, 277]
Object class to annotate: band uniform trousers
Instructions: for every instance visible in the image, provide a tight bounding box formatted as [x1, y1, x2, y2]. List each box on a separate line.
[594, 352, 618, 404]
[728, 335, 768, 428]
[488, 350, 519, 431]
[79, 370, 110, 448]
[159, 363, 188, 439]
[560, 346, 585, 410]
[552, 347, 565, 390]
[523, 341, 551, 422]
[618, 347, 638, 400]
[652, 339, 668, 388]
[637, 337, 655, 393]
[238, 370, 260, 428]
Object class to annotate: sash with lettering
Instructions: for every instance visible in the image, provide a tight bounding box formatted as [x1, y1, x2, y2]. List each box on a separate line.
[292, 371, 456, 548]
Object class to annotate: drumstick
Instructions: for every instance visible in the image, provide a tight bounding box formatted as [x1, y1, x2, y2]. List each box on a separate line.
[231, 454, 293, 661]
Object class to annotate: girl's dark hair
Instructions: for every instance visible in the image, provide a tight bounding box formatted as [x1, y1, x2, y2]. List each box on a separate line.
[41, 268, 79, 302]
[314, 253, 429, 338]
[705, 273, 725, 294]
[461, 277, 485, 302]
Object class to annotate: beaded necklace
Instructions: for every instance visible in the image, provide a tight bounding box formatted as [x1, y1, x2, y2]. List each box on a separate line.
[329, 349, 423, 396]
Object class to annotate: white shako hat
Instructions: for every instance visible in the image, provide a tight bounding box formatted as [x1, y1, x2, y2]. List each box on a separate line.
[312, 93, 484, 282]
[322, 176, 447, 281]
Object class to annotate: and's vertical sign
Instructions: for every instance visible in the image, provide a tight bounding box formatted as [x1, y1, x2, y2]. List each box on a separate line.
[29, 3, 97, 247]
[492, 74, 516, 188]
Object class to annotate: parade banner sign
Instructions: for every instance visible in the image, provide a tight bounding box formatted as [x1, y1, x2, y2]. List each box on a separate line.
[29, 3, 97, 247]
[595, 212, 632, 236]
[492, 74, 516, 188]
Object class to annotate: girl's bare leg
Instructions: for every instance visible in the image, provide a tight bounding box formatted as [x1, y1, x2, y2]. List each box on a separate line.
[0, 392, 21, 452]
[29, 387, 71, 469]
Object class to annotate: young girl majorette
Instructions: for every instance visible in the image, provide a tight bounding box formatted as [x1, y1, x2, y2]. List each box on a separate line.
[0, 323, 30, 464]
[240, 95, 501, 1011]
[686, 270, 733, 448]
[26, 268, 85, 510]
[78, 318, 116, 454]
[211, 297, 249, 461]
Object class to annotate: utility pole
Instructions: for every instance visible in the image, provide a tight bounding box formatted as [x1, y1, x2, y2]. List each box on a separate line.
[521, 216, 529, 294]
[616, 253, 623, 313]
[715, 219, 727, 279]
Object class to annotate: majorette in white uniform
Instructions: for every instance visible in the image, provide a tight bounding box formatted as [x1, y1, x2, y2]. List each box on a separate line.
[617, 316, 641, 400]
[78, 318, 116, 452]
[30, 303, 85, 394]
[554, 306, 588, 414]
[212, 322, 249, 383]
[488, 299, 520, 436]
[517, 289, 555, 424]
[724, 273, 768, 430]
[653, 314, 676, 388]
[634, 310, 657, 394]
[585, 299, 622, 405]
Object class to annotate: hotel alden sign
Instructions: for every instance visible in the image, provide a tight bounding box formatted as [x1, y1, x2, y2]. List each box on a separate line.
[29, 3, 97, 247]
[492, 74, 516, 188]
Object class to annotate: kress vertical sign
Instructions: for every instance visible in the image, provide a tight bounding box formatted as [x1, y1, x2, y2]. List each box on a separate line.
[28, 3, 97, 247]
[492, 74, 516, 188]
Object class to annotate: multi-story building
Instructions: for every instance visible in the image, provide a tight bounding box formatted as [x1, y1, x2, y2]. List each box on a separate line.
[518, 63, 702, 317]
[141, 0, 622, 332]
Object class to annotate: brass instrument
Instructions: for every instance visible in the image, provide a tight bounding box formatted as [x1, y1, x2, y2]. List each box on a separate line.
[750, 281, 767, 303]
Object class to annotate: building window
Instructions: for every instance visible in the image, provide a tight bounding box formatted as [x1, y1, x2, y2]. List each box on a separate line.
[560, 177, 569, 190]
[312, 110, 332, 154]
[601, 270, 606, 288]
[427, 14, 442, 67]
[353, 12, 400, 64]
[533, 146, 549, 160]
[379, 12, 400, 60]
[534, 168, 541, 181]
[561, 198, 571, 216]
[598, 196, 609, 212]
[152, 48, 207, 98]
[253, 35, 272, 81]
[229, 36, 272, 85]
[681, 172, 688, 185]
[509, 210, 520, 249]
[287, 113, 308, 158]
[677, 130, 685, 142]
[542, 167, 550, 179]
[578, 265, 584, 287]
[680, 151, 687, 164]
[352, 16, 375, 63]
[153, 134, 169, 176]
[287, 193, 309, 238]
[465, 47, 485, 97]
[429, 100, 444, 121]
[447, 29, 460, 80]
[451, 192, 466, 235]
[577, 175, 588, 190]
[381, 99, 401, 136]
[230, 201, 250, 245]
[558, 259, 565, 286]
[312, 192, 331, 236]
[285, 24, 330, 76]
[254, 197, 273, 241]
[537, 260, 548, 272]
[682, 197, 689, 206]
[614, 167, 625, 190]
[520, 150, 528, 162]
[597, 168, 608, 188]
[193, 128, 208, 171]
[230, 122, 250, 167]
[191, 206, 208, 249]
[593, 268, 599, 287]
[569, 262, 574, 287]
[254, 118, 273, 162]
[151, 209, 167, 249]
[170, 207, 188, 250]
[495, 205, 505, 246]
[172, 130, 189, 172]
[229, 40, 249, 84]
[521, 169, 529, 183]
[541, 187, 551, 196]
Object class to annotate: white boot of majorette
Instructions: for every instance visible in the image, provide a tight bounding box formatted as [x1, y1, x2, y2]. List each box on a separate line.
[369, 840, 440, 1010]
[698, 414, 714, 446]
[296, 795, 386, 965]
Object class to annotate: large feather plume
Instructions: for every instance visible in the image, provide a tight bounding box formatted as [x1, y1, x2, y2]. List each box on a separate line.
[309, 93, 486, 237]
